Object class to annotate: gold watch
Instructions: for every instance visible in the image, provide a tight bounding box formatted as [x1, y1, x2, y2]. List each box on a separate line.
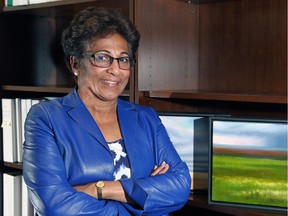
[95, 181, 105, 200]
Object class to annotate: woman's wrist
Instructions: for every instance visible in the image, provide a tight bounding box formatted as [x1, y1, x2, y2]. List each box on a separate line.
[100, 181, 129, 202]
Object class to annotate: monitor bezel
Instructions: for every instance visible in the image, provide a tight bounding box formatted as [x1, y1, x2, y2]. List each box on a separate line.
[208, 116, 288, 212]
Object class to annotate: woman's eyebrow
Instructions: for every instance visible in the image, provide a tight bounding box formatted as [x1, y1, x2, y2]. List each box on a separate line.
[94, 50, 130, 56]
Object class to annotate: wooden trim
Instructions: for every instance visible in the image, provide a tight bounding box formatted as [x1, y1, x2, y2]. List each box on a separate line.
[2, 85, 72, 93]
[144, 90, 287, 104]
[3, 162, 22, 170]
[2, 0, 98, 12]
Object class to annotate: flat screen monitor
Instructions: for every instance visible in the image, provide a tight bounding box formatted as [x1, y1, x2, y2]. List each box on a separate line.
[158, 112, 225, 191]
[209, 116, 288, 211]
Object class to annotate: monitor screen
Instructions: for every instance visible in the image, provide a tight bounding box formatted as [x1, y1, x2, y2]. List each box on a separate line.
[158, 112, 216, 191]
[209, 117, 288, 211]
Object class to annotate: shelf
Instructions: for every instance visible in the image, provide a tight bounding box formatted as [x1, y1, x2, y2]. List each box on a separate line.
[144, 90, 287, 104]
[177, 0, 229, 3]
[2, 0, 98, 12]
[4, 162, 22, 170]
[1, 85, 130, 97]
[2, 85, 72, 93]
[178, 193, 287, 216]
[1, 85, 72, 98]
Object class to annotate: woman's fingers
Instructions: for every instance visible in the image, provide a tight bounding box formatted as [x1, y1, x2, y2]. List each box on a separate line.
[151, 161, 169, 176]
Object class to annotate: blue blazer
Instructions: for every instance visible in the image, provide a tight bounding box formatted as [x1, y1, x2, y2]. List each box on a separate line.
[23, 88, 191, 216]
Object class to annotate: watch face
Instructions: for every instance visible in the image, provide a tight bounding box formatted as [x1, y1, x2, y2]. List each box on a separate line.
[97, 181, 105, 188]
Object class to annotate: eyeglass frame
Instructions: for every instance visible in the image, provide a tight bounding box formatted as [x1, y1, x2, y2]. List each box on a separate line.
[83, 52, 136, 70]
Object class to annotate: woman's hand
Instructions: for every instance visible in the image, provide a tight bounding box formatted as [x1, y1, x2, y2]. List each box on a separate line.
[151, 161, 169, 176]
[73, 182, 97, 198]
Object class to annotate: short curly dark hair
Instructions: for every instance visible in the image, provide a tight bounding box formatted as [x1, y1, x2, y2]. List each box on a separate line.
[61, 7, 140, 74]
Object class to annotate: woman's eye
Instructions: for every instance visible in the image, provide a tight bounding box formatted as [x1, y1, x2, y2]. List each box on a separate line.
[119, 57, 130, 63]
[95, 54, 109, 61]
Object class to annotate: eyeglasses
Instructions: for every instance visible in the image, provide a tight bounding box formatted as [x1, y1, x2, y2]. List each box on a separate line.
[83, 52, 135, 70]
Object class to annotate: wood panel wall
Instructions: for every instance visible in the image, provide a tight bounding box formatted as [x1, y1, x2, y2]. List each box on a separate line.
[198, 0, 287, 94]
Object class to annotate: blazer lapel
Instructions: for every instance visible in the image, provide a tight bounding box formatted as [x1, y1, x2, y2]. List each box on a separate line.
[62, 89, 108, 149]
[62, 90, 138, 155]
[117, 100, 138, 168]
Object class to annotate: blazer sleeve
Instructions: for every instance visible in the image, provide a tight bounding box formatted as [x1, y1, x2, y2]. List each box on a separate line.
[120, 108, 191, 215]
[23, 104, 121, 216]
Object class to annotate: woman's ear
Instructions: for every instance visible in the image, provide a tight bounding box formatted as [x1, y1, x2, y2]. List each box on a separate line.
[70, 56, 79, 76]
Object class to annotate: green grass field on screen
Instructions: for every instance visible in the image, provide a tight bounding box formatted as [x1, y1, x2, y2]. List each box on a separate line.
[212, 154, 288, 208]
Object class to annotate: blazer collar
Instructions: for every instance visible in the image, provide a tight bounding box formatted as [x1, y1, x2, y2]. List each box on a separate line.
[62, 87, 136, 111]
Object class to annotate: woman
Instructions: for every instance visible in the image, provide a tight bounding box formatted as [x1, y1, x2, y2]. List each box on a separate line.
[23, 7, 191, 216]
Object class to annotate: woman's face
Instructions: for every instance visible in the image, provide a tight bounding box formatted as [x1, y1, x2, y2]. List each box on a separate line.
[74, 33, 131, 103]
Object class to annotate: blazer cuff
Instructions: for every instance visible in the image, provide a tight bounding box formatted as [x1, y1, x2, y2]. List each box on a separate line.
[120, 178, 147, 208]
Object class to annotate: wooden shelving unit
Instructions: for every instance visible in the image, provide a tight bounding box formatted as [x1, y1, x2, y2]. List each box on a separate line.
[137, 1, 287, 214]
[0, 1, 134, 215]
